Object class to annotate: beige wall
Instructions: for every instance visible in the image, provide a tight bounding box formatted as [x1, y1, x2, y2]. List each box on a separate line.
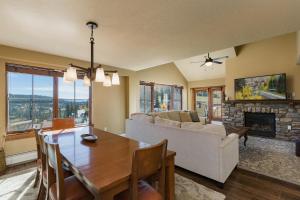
[187, 78, 225, 110]
[225, 32, 300, 99]
[93, 77, 127, 134]
[128, 62, 188, 113]
[0, 45, 132, 156]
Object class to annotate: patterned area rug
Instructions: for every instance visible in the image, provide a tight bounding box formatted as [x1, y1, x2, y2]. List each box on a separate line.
[0, 168, 225, 200]
[239, 136, 300, 185]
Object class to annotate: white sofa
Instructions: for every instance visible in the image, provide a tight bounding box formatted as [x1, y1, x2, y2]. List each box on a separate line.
[125, 113, 239, 184]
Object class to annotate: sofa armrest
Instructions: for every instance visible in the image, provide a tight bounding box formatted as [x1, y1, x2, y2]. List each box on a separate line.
[218, 133, 239, 183]
[220, 133, 239, 148]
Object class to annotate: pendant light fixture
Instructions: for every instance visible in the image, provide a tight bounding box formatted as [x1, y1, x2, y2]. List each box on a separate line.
[63, 21, 120, 87]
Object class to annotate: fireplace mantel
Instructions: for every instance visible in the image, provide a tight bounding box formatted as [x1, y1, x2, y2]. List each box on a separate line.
[224, 99, 300, 106]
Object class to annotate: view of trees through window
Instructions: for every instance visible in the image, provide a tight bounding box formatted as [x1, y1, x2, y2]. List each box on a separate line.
[139, 82, 182, 113]
[7, 71, 89, 132]
[58, 78, 89, 125]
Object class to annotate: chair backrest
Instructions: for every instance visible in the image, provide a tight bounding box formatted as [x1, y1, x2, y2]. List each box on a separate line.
[52, 118, 75, 130]
[45, 141, 65, 200]
[131, 139, 168, 200]
[34, 129, 42, 160]
[36, 129, 48, 172]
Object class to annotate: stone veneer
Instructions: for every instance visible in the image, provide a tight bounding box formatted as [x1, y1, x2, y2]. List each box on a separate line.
[222, 102, 300, 141]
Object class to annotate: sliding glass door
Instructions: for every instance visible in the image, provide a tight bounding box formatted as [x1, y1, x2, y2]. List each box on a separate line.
[193, 86, 224, 122]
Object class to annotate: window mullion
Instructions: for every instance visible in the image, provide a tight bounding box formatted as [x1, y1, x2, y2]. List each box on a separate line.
[31, 74, 34, 129]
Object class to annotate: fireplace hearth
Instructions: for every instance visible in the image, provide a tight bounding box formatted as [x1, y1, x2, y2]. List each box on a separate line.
[244, 112, 276, 138]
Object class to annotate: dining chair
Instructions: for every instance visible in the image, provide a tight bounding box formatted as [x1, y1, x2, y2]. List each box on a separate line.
[45, 141, 94, 200]
[115, 139, 168, 200]
[52, 118, 75, 130]
[33, 129, 42, 188]
[35, 128, 49, 199]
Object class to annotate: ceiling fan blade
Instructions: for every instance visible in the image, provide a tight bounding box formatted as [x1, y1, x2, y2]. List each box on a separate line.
[213, 56, 229, 60]
[191, 61, 205, 64]
[200, 63, 206, 67]
[213, 61, 222, 64]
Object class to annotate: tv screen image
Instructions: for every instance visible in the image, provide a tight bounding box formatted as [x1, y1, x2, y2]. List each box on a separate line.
[234, 74, 286, 100]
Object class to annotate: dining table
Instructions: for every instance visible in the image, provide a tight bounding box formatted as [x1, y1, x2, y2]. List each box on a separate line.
[44, 126, 176, 200]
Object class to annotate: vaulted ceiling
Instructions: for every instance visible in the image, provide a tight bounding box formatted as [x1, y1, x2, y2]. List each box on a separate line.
[0, 0, 300, 71]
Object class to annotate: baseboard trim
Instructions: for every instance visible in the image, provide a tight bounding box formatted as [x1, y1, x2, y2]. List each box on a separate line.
[6, 151, 37, 166]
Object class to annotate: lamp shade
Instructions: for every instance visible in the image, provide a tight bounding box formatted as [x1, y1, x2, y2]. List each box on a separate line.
[63, 72, 73, 83]
[83, 75, 91, 87]
[95, 68, 105, 82]
[103, 75, 112, 87]
[111, 72, 120, 85]
[65, 67, 77, 81]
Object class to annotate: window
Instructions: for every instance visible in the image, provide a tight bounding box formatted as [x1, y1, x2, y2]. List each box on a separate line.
[6, 64, 90, 133]
[139, 82, 183, 113]
[58, 78, 89, 125]
[140, 84, 152, 113]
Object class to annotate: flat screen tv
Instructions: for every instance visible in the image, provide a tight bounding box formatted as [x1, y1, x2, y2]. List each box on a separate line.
[234, 73, 287, 100]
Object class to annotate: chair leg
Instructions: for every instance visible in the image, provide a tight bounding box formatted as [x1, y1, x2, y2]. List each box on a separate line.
[37, 175, 43, 200]
[33, 168, 40, 188]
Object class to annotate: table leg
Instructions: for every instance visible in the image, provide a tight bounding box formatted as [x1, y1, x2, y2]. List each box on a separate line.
[166, 156, 175, 200]
[244, 134, 248, 146]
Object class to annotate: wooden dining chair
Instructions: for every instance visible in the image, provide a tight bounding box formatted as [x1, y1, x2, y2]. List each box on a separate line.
[35, 128, 49, 199]
[45, 141, 94, 200]
[33, 129, 42, 188]
[52, 118, 75, 130]
[115, 140, 168, 200]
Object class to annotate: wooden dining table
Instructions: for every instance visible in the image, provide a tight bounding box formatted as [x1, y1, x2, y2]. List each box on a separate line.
[44, 126, 176, 200]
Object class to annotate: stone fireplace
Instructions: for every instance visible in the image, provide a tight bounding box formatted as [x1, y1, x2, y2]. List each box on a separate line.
[244, 112, 276, 138]
[222, 101, 300, 141]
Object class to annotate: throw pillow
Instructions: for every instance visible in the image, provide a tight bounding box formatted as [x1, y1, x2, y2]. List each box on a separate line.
[167, 111, 181, 121]
[180, 111, 192, 122]
[190, 111, 200, 122]
[156, 112, 169, 120]
[154, 116, 181, 128]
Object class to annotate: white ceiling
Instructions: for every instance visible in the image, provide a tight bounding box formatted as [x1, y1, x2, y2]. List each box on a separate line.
[0, 0, 300, 71]
[174, 48, 236, 81]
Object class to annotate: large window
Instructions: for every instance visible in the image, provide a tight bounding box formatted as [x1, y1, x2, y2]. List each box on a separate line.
[7, 64, 90, 133]
[140, 82, 183, 113]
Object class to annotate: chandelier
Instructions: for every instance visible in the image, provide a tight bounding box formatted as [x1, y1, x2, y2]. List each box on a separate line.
[63, 21, 120, 87]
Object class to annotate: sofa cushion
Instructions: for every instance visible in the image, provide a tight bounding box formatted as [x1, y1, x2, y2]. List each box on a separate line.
[190, 111, 200, 122]
[167, 111, 181, 122]
[181, 122, 204, 131]
[180, 112, 192, 122]
[131, 113, 154, 123]
[154, 116, 181, 128]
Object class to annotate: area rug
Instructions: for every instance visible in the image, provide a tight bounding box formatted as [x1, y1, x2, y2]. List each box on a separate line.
[239, 136, 300, 185]
[0, 168, 225, 200]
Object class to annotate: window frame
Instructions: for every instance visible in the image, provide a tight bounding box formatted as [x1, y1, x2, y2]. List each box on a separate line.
[139, 81, 183, 112]
[5, 63, 92, 135]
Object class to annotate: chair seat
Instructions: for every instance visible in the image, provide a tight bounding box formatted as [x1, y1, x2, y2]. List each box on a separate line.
[49, 176, 93, 200]
[115, 181, 163, 200]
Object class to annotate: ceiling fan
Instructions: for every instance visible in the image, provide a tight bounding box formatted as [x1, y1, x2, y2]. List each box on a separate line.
[191, 53, 229, 67]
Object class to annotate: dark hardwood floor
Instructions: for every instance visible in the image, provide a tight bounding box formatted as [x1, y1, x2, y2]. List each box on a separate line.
[176, 166, 300, 200]
[1, 161, 300, 200]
